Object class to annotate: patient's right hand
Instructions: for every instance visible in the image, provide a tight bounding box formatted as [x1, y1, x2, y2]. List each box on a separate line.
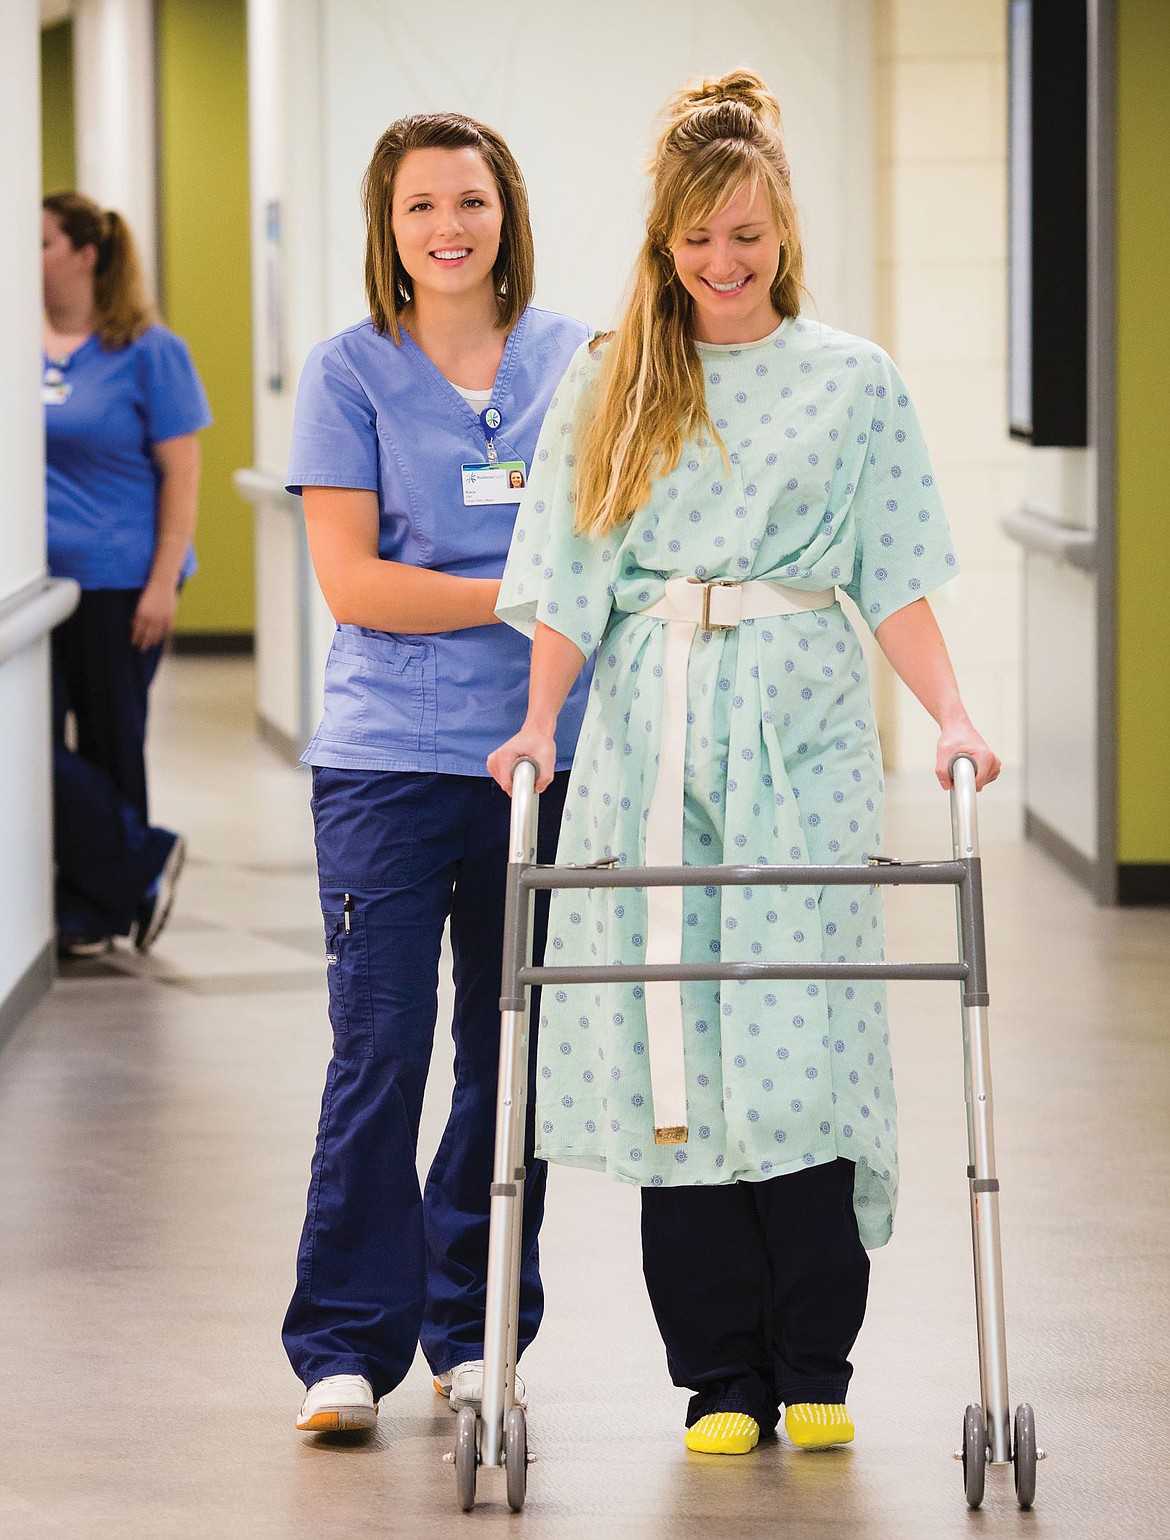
[487, 724, 558, 795]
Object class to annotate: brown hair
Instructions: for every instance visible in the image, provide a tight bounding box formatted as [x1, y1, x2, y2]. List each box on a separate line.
[574, 69, 806, 536]
[42, 191, 155, 350]
[361, 112, 535, 344]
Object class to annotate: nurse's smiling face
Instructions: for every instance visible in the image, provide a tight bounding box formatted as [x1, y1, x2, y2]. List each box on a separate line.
[392, 147, 504, 306]
[669, 180, 785, 345]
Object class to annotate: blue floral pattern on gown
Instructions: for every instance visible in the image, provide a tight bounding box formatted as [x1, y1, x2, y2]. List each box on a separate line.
[496, 318, 958, 1249]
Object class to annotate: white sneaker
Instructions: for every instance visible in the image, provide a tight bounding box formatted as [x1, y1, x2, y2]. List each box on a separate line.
[445, 1359, 526, 1412]
[296, 1373, 377, 1432]
[132, 834, 186, 954]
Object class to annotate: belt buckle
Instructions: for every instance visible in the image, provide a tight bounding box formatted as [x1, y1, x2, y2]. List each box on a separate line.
[688, 578, 740, 632]
[654, 1124, 688, 1145]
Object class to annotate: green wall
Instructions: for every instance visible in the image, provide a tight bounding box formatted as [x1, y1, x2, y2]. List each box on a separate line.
[41, 20, 76, 193]
[1115, 0, 1170, 864]
[156, 0, 254, 635]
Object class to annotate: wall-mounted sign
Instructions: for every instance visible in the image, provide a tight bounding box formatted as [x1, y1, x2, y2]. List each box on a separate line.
[1007, 0, 1089, 447]
[265, 199, 287, 394]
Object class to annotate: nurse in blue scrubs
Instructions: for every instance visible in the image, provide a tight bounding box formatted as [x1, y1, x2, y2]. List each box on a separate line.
[42, 193, 210, 956]
[283, 112, 590, 1434]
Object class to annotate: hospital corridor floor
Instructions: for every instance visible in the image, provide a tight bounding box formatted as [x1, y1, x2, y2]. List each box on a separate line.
[1, 657, 1166, 1539]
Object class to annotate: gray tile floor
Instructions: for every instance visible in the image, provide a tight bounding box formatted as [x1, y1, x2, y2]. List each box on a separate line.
[2, 657, 1168, 1538]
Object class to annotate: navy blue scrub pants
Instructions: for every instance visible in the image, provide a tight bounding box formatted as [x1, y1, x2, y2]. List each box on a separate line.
[640, 1158, 870, 1433]
[283, 768, 568, 1399]
[51, 589, 175, 937]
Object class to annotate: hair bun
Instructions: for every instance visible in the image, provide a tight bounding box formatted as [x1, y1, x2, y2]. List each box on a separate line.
[656, 68, 783, 151]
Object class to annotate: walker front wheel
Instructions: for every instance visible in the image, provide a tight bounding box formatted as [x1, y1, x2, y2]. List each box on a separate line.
[1013, 1403, 1037, 1510]
[455, 1405, 478, 1512]
[505, 1404, 528, 1513]
[962, 1404, 987, 1509]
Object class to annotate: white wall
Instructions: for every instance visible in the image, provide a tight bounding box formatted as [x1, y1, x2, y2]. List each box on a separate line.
[874, 0, 1025, 770]
[247, 0, 327, 477]
[0, 0, 55, 1019]
[248, 0, 879, 746]
[318, 1, 874, 337]
[72, 0, 158, 291]
[245, 0, 332, 750]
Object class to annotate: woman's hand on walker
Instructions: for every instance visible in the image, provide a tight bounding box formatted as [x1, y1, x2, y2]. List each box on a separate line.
[935, 717, 1001, 792]
[488, 723, 557, 795]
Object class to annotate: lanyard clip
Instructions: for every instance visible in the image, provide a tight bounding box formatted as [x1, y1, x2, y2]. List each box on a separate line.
[480, 406, 502, 466]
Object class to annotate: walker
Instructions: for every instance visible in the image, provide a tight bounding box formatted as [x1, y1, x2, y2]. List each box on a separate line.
[450, 754, 1040, 1513]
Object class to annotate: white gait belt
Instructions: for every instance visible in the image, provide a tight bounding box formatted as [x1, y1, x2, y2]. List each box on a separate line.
[636, 577, 836, 1144]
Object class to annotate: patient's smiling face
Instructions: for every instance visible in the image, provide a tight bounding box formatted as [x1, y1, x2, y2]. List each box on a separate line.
[670, 180, 785, 345]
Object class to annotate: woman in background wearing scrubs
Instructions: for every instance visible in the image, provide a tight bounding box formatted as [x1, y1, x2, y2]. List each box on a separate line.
[283, 113, 589, 1435]
[43, 193, 210, 957]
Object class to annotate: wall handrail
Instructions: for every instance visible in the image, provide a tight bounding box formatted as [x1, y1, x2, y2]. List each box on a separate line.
[232, 466, 300, 514]
[1001, 506, 1097, 571]
[234, 465, 316, 762]
[0, 576, 80, 667]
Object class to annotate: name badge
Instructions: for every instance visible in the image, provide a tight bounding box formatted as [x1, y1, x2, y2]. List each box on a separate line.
[461, 460, 527, 506]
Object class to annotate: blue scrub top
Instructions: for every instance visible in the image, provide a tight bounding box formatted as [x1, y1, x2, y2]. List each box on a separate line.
[287, 305, 591, 776]
[44, 324, 212, 589]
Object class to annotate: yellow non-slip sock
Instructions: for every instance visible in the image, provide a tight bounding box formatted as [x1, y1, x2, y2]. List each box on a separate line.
[783, 1402, 854, 1449]
[684, 1411, 761, 1455]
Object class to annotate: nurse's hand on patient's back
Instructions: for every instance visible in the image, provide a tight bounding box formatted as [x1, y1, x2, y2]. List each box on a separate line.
[487, 722, 558, 796]
[131, 578, 179, 651]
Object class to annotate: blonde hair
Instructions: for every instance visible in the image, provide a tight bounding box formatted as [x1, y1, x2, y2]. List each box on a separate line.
[574, 69, 805, 536]
[362, 112, 535, 345]
[43, 192, 155, 350]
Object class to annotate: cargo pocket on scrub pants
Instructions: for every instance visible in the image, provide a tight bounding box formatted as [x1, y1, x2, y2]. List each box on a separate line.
[323, 902, 375, 1060]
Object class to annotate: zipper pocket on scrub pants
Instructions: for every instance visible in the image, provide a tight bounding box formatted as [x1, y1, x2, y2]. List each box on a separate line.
[322, 893, 374, 1059]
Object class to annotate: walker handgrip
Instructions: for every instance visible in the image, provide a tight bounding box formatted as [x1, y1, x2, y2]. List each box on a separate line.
[948, 754, 980, 860]
[509, 756, 539, 793]
[506, 758, 540, 866]
[948, 752, 978, 784]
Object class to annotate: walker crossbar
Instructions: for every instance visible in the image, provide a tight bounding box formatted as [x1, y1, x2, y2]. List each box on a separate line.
[510, 858, 982, 999]
[458, 754, 1038, 1514]
[516, 959, 968, 990]
[521, 859, 968, 889]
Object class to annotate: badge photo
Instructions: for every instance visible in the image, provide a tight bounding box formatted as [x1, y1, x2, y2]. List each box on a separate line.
[461, 460, 528, 506]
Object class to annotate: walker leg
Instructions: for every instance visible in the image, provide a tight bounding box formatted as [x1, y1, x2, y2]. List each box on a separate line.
[477, 762, 538, 1477]
[951, 757, 1012, 1468]
[957, 945, 1011, 1462]
[480, 1007, 527, 1468]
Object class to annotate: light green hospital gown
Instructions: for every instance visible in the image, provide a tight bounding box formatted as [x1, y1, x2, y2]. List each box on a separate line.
[496, 317, 957, 1249]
